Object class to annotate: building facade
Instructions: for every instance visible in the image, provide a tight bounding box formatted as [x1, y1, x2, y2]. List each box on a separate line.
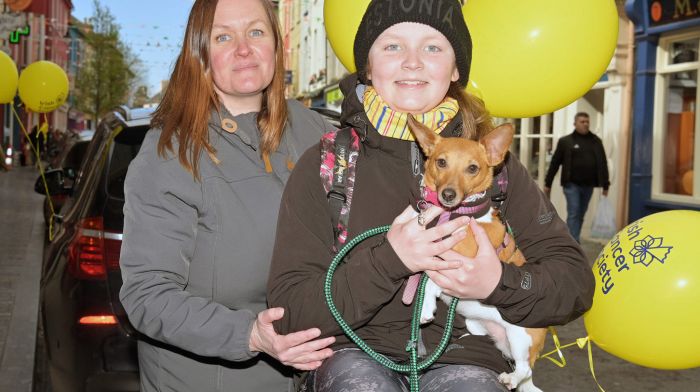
[279, 0, 348, 109]
[1, 0, 74, 164]
[625, 0, 700, 221]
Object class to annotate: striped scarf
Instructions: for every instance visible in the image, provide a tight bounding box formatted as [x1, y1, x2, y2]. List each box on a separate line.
[362, 86, 459, 141]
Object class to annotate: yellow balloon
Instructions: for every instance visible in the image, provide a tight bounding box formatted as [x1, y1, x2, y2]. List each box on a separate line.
[324, 0, 370, 73]
[583, 210, 700, 370]
[18, 60, 69, 113]
[324, 0, 618, 118]
[465, 0, 618, 118]
[0, 51, 19, 104]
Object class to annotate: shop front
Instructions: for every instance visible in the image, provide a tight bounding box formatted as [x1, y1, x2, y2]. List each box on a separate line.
[626, 0, 700, 220]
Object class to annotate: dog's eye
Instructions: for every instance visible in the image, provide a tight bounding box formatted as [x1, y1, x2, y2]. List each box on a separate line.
[436, 158, 447, 168]
[467, 164, 479, 174]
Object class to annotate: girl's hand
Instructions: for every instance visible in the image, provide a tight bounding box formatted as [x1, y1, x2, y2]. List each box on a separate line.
[426, 218, 503, 300]
[249, 307, 335, 371]
[387, 205, 468, 273]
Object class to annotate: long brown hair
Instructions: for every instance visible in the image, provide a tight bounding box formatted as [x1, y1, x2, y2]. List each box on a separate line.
[447, 82, 494, 140]
[407, 82, 493, 141]
[152, 0, 288, 179]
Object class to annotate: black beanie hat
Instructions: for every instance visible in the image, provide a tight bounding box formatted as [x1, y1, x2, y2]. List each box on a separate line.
[354, 0, 472, 87]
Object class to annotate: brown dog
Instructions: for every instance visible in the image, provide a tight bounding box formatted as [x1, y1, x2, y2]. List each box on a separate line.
[411, 120, 547, 392]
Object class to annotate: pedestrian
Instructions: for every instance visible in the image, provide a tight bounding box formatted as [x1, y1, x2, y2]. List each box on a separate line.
[544, 112, 610, 243]
[22, 125, 38, 166]
[118, 0, 336, 391]
[267, 1, 595, 391]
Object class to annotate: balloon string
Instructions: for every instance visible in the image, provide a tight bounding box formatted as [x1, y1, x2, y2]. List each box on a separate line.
[539, 327, 572, 367]
[578, 337, 606, 392]
[539, 331, 605, 392]
[11, 106, 56, 241]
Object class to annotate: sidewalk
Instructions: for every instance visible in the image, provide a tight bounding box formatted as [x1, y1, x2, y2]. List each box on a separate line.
[0, 166, 44, 392]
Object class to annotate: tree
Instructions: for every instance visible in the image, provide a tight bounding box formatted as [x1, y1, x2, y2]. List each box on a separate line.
[132, 85, 150, 108]
[74, 0, 139, 121]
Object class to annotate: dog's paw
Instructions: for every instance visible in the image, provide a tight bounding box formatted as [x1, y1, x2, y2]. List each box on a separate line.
[419, 299, 438, 325]
[420, 314, 435, 324]
[498, 372, 519, 390]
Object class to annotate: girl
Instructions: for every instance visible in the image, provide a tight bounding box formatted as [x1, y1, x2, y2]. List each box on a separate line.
[268, 0, 594, 390]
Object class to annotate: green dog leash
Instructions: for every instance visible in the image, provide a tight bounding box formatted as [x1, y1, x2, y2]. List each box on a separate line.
[324, 225, 459, 392]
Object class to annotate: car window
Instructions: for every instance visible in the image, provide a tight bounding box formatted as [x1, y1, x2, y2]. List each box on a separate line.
[106, 125, 149, 200]
[63, 141, 89, 169]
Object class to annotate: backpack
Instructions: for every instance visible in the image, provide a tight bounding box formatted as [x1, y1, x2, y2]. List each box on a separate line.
[320, 127, 508, 252]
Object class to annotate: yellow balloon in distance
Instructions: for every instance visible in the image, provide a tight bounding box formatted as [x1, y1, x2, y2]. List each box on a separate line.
[465, 0, 618, 118]
[18, 60, 69, 113]
[0, 51, 19, 104]
[584, 210, 700, 370]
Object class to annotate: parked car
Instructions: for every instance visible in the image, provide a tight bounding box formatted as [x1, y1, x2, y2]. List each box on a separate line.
[35, 106, 153, 392]
[310, 106, 341, 127]
[34, 105, 341, 391]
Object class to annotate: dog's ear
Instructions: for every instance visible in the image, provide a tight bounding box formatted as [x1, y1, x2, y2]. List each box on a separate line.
[480, 123, 514, 166]
[408, 115, 440, 156]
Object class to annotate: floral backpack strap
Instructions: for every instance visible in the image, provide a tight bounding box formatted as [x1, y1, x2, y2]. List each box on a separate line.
[320, 127, 361, 252]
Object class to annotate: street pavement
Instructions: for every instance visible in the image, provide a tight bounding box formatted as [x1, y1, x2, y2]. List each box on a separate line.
[1, 164, 699, 391]
[0, 166, 43, 392]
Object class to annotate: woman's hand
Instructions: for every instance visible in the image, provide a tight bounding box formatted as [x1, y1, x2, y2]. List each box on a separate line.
[426, 218, 503, 300]
[387, 205, 468, 273]
[249, 307, 335, 371]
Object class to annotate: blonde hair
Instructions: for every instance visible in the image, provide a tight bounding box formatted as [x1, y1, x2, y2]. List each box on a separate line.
[407, 82, 493, 140]
[152, 0, 288, 179]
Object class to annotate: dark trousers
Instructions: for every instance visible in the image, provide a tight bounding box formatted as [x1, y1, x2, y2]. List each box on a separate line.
[562, 183, 594, 242]
[304, 349, 509, 392]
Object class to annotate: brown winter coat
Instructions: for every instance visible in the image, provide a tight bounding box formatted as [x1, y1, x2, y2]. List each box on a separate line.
[267, 74, 594, 375]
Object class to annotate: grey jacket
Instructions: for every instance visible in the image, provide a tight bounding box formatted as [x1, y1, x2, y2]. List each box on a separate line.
[119, 100, 332, 392]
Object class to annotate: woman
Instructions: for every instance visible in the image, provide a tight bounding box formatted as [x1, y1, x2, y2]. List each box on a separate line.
[267, 0, 595, 391]
[119, 0, 335, 390]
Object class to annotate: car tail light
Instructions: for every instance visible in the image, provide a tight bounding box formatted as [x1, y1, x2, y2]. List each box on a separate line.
[67, 217, 122, 280]
[79, 315, 118, 325]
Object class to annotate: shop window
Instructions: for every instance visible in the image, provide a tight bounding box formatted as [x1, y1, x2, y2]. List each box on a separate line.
[496, 114, 554, 187]
[654, 32, 700, 204]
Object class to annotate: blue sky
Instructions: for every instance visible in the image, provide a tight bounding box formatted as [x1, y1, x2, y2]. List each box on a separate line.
[71, 0, 193, 95]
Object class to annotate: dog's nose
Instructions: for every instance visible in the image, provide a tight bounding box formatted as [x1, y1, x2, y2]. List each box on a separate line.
[441, 189, 456, 203]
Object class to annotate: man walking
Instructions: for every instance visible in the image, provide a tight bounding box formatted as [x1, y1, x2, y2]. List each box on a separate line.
[544, 112, 610, 242]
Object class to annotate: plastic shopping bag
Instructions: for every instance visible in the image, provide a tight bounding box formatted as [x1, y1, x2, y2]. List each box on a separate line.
[590, 195, 617, 239]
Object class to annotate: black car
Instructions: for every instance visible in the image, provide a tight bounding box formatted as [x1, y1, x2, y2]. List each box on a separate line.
[34, 105, 340, 392]
[35, 106, 153, 392]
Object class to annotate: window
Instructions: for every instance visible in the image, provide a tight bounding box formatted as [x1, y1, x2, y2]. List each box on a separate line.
[495, 114, 554, 188]
[653, 32, 700, 204]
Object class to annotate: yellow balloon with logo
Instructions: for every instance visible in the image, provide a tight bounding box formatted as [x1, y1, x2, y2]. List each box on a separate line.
[18, 60, 69, 113]
[323, 0, 618, 118]
[583, 210, 700, 369]
[0, 51, 19, 104]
